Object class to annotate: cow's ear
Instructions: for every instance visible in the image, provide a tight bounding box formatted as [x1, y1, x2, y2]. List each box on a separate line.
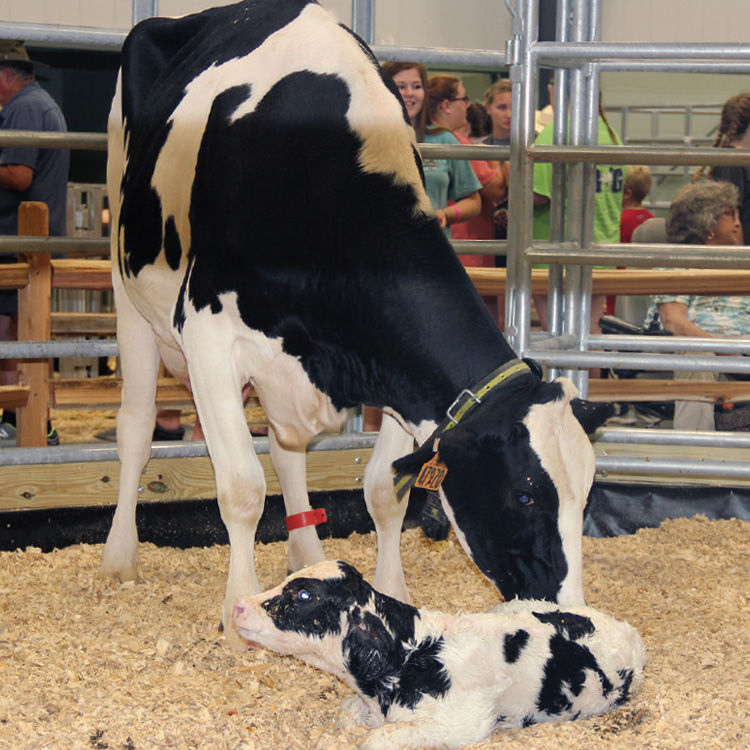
[553, 376, 614, 435]
[391, 427, 472, 478]
[552, 376, 579, 403]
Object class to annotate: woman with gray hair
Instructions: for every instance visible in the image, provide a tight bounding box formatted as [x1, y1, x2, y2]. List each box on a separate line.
[649, 179, 749, 431]
[666, 180, 741, 246]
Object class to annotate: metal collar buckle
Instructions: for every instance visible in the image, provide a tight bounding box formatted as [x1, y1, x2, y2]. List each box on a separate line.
[446, 388, 481, 425]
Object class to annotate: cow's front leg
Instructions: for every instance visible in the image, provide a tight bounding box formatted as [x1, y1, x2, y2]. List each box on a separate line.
[268, 428, 326, 574]
[185, 333, 265, 649]
[363, 413, 415, 603]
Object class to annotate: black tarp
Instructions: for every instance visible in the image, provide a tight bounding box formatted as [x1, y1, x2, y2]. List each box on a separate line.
[2, 483, 750, 552]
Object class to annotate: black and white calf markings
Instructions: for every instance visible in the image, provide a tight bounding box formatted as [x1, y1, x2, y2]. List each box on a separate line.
[102, 0, 597, 646]
[234, 561, 647, 750]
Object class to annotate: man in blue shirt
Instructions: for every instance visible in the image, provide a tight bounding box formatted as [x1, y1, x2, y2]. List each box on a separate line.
[0, 40, 69, 445]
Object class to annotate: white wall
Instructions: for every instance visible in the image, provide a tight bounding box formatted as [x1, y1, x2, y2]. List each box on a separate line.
[601, 0, 750, 43]
[5, 1, 750, 48]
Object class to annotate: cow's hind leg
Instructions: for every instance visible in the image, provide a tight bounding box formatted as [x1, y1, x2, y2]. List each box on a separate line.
[268, 428, 326, 573]
[100, 281, 160, 582]
[364, 413, 415, 603]
[184, 330, 265, 648]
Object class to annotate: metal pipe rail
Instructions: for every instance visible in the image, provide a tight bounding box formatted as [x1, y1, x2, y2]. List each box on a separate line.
[596, 454, 750, 481]
[0, 18, 511, 71]
[528, 242, 750, 268]
[587, 335, 750, 355]
[419, 143, 510, 161]
[597, 428, 750, 449]
[0, 130, 107, 150]
[0, 22, 127, 51]
[530, 350, 750, 375]
[529, 144, 750, 166]
[535, 41, 750, 63]
[0, 432, 378, 467]
[0, 340, 118, 359]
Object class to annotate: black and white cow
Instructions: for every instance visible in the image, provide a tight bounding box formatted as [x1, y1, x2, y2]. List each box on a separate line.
[102, 0, 597, 647]
[234, 560, 646, 750]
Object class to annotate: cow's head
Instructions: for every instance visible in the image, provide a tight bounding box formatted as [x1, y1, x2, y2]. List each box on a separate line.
[393, 376, 595, 605]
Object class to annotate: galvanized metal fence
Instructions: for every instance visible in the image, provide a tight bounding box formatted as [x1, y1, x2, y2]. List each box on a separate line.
[2, 0, 750, 483]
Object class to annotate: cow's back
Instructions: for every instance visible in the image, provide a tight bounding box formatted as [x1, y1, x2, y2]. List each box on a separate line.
[110, 0, 501, 422]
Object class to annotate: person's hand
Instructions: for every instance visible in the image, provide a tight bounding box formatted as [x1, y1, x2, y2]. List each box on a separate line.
[436, 208, 448, 228]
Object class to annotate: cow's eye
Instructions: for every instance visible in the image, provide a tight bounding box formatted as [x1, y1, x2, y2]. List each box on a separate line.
[516, 492, 534, 506]
[297, 589, 312, 601]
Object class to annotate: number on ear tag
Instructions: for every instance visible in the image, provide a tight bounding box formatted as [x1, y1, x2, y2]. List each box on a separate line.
[414, 452, 448, 491]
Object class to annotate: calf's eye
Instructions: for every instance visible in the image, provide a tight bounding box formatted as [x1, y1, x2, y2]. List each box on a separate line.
[297, 589, 312, 601]
[517, 493, 534, 506]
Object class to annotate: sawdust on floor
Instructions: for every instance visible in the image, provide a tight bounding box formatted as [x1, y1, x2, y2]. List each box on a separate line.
[1, 515, 749, 749]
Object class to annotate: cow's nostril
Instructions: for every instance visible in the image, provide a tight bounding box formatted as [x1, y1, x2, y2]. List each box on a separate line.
[234, 604, 245, 616]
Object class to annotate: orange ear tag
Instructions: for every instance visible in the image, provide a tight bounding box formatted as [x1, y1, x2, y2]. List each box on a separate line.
[414, 452, 448, 492]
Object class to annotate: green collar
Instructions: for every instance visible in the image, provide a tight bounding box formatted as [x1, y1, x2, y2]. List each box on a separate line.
[392, 358, 534, 500]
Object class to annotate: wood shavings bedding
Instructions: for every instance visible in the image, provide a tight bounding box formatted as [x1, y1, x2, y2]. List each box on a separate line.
[1, 515, 749, 749]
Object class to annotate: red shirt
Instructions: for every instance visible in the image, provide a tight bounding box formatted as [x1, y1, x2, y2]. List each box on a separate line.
[620, 207, 654, 243]
[450, 132, 500, 267]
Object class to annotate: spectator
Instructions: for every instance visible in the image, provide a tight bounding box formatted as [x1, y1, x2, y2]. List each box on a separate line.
[428, 74, 506, 324]
[645, 180, 749, 431]
[382, 62, 480, 234]
[694, 92, 750, 244]
[0, 40, 68, 446]
[462, 101, 491, 142]
[532, 96, 625, 340]
[620, 165, 654, 243]
[483, 79, 512, 243]
[611, 165, 654, 317]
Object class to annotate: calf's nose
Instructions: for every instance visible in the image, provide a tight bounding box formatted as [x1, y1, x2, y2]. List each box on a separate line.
[234, 603, 245, 617]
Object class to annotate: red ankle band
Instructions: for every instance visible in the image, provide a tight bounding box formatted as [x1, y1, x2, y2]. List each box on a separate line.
[285, 508, 328, 531]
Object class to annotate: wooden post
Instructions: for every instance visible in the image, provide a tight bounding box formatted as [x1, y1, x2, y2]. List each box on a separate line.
[17, 202, 51, 447]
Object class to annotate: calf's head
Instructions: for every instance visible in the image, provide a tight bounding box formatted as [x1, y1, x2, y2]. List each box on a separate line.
[233, 560, 419, 678]
[394, 376, 595, 605]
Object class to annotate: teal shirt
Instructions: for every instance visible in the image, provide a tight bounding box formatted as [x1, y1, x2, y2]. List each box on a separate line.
[422, 128, 481, 237]
[533, 116, 625, 243]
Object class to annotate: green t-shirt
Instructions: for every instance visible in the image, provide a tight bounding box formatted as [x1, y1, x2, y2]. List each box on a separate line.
[422, 127, 481, 237]
[533, 116, 625, 243]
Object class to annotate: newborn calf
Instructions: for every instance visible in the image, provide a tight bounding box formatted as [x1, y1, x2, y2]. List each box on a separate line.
[233, 560, 646, 750]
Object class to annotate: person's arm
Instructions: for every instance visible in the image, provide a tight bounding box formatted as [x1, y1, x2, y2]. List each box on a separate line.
[657, 302, 713, 338]
[479, 166, 507, 205]
[533, 192, 549, 206]
[438, 190, 481, 228]
[0, 164, 33, 191]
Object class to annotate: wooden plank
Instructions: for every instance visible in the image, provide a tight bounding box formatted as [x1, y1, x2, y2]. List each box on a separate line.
[0, 447, 372, 512]
[0, 384, 29, 409]
[51, 377, 196, 409]
[588, 378, 750, 403]
[51, 312, 117, 336]
[0, 262, 29, 290]
[17, 203, 51, 448]
[465, 267, 750, 296]
[51, 259, 113, 290]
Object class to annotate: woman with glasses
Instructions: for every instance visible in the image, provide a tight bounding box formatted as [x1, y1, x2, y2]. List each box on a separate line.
[645, 180, 749, 430]
[382, 62, 481, 237]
